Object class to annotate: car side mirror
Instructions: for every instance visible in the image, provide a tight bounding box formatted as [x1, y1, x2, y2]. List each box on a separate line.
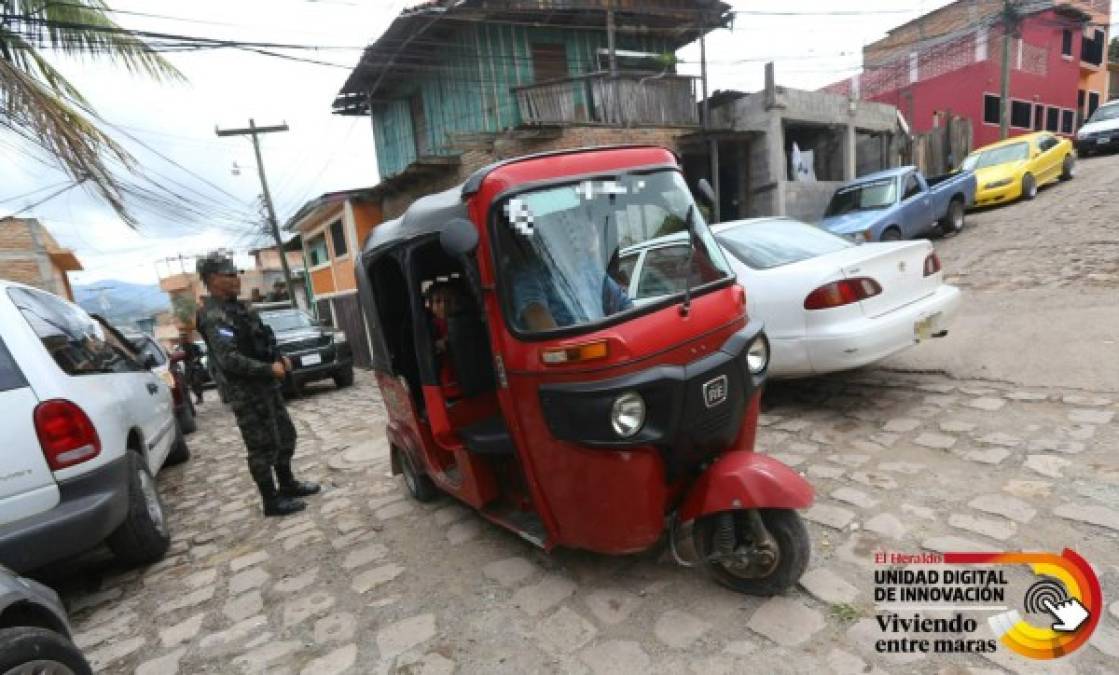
[441, 218, 478, 257]
[143, 354, 158, 369]
[696, 178, 716, 207]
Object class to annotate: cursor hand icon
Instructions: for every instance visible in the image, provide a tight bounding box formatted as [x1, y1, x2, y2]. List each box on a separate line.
[1043, 597, 1090, 632]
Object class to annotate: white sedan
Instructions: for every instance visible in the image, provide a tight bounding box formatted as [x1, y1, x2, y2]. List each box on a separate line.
[617, 217, 961, 378]
[715, 217, 960, 377]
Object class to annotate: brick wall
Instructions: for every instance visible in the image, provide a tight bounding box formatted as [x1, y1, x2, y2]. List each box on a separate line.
[0, 218, 36, 252]
[2, 260, 46, 290]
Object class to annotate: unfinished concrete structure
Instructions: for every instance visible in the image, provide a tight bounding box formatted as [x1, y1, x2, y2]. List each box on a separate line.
[683, 65, 905, 224]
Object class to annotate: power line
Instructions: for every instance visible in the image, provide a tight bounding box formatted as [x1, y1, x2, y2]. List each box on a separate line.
[0, 181, 84, 219]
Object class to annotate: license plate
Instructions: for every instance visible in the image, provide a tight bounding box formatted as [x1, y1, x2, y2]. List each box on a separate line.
[301, 353, 322, 366]
[914, 312, 942, 341]
[1097, 138, 1109, 145]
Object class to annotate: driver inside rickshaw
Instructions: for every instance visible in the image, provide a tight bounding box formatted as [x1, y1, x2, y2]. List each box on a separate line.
[500, 171, 729, 333]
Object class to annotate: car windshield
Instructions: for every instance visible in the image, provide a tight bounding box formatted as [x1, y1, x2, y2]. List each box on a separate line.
[961, 142, 1029, 170]
[1088, 104, 1119, 123]
[260, 310, 314, 332]
[824, 179, 897, 216]
[716, 219, 852, 270]
[494, 169, 732, 334]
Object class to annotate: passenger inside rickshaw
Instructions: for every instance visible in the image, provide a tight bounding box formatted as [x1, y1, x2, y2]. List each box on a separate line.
[424, 280, 465, 400]
[409, 240, 501, 433]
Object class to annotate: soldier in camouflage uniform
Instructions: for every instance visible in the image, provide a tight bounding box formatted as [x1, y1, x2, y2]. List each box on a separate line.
[195, 252, 320, 517]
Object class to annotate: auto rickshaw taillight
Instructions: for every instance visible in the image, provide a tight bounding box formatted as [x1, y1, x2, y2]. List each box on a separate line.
[541, 340, 609, 365]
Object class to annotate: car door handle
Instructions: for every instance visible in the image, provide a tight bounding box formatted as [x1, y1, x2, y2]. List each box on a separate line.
[147, 383, 159, 395]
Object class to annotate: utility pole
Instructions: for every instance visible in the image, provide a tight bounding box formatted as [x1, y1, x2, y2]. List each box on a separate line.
[606, 0, 618, 76]
[215, 119, 297, 307]
[999, 1, 1017, 140]
[699, 11, 720, 223]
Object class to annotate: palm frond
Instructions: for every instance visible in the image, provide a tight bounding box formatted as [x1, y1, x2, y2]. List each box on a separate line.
[3, 0, 184, 82]
[0, 55, 134, 224]
[0, 0, 189, 226]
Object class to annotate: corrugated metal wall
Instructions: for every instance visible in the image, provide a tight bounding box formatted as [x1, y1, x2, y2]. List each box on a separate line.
[371, 23, 675, 178]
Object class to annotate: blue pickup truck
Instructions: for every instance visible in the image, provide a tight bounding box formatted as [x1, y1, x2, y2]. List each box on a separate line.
[819, 166, 977, 242]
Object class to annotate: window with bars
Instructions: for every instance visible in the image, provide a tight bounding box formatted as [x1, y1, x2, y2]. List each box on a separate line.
[983, 94, 1001, 124]
[1046, 107, 1060, 132]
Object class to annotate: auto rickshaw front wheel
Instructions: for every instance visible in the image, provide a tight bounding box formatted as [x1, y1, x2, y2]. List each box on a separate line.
[694, 509, 810, 596]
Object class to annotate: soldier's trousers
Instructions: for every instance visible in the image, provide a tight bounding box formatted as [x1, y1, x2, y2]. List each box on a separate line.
[230, 388, 297, 487]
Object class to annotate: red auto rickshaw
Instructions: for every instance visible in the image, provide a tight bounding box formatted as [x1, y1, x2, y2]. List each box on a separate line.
[356, 145, 814, 594]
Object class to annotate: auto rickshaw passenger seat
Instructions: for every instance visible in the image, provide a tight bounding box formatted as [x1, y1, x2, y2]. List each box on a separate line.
[445, 293, 496, 397]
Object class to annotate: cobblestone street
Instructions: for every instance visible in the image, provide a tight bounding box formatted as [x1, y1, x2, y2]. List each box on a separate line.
[45, 156, 1119, 674]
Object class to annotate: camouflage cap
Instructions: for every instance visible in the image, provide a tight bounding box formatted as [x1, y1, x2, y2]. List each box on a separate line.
[196, 251, 237, 279]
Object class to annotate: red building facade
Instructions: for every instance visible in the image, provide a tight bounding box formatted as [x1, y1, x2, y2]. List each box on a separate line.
[824, 1, 1110, 148]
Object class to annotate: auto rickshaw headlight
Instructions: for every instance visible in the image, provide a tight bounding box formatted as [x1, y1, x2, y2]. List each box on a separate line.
[746, 335, 770, 374]
[610, 391, 646, 438]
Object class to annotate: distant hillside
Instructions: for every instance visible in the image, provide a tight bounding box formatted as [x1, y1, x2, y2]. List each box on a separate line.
[74, 280, 169, 325]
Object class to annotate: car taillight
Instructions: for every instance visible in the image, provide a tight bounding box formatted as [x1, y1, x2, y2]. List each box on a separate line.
[803, 278, 882, 310]
[923, 252, 942, 276]
[34, 400, 102, 471]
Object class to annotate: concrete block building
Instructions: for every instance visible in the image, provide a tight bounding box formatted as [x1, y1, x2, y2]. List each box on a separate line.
[683, 68, 904, 224]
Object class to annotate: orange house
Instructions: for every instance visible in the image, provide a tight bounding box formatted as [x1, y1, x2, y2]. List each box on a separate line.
[284, 188, 383, 368]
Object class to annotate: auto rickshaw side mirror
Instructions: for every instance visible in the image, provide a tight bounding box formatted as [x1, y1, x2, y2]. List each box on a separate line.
[696, 178, 716, 207]
[441, 218, 479, 257]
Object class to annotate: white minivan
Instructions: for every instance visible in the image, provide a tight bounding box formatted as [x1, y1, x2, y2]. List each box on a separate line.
[0, 280, 185, 572]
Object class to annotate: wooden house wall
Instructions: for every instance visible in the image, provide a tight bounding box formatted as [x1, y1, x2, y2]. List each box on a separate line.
[371, 22, 675, 178]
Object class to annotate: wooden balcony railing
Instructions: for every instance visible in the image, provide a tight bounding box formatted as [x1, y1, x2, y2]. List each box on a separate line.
[513, 71, 700, 127]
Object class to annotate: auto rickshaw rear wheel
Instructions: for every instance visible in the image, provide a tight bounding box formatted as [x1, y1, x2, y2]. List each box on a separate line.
[397, 446, 439, 502]
[694, 508, 810, 596]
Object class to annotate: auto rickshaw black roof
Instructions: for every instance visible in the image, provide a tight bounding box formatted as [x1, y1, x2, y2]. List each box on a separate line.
[358, 144, 682, 259]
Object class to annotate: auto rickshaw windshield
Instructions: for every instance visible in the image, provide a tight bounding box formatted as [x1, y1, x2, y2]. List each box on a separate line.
[494, 169, 732, 335]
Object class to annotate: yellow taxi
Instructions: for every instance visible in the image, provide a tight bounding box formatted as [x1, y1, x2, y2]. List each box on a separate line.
[961, 131, 1076, 207]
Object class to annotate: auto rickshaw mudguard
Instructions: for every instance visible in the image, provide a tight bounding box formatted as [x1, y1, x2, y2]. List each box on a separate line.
[679, 451, 814, 523]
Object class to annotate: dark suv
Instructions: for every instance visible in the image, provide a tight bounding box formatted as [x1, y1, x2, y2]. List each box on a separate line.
[257, 307, 354, 395]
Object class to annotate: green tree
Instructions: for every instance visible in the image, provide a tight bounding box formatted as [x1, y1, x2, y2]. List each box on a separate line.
[0, 1, 182, 222]
[1110, 37, 1119, 63]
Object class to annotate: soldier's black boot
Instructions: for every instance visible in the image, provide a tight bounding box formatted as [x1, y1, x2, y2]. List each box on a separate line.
[258, 478, 306, 517]
[276, 462, 321, 498]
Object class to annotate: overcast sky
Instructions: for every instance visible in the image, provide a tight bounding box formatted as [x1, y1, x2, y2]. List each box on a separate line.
[2, 0, 972, 285]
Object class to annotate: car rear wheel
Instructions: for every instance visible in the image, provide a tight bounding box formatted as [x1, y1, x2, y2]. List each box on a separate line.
[177, 403, 197, 435]
[694, 509, 810, 596]
[880, 227, 902, 242]
[166, 428, 191, 466]
[1022, 173, 1038, 199]
[1060, 155, 1076, 181]
[333, 367, 355, 389]
[106, 452, 171, 566]
[0, 627, 91, 675]
[939, 198, 965, 236]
